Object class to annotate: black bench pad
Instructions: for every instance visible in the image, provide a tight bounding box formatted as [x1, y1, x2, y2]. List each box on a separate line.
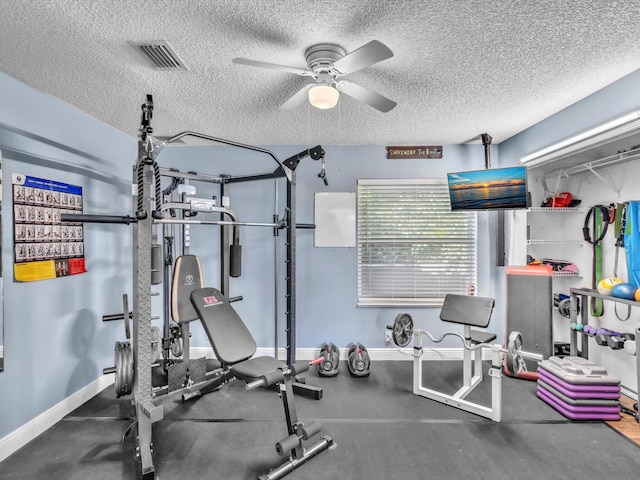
[470, 330, 497, 344]
[231, 356, 286, 382]
[190, 287, 257, 365]
[440, 294, 495, 328]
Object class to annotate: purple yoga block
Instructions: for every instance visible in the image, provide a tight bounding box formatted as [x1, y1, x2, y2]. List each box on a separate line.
[538, 369, 620, 399]
[537, 388, 620, 420]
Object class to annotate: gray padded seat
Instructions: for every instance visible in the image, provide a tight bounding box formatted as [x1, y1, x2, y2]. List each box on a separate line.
[230, 356, 286, 381]
[469, 330, 497, 344]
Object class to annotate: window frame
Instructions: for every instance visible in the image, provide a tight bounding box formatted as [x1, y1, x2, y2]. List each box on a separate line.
[357, 178, 478, 307]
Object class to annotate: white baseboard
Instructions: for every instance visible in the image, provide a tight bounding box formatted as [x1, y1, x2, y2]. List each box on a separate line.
[620, 385, 639, 402]
[0, 374, 114, 463]
[191, 346, 476, 362]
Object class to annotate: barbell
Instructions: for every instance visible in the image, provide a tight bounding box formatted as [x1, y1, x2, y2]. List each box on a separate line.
[387, 313, 543, 376]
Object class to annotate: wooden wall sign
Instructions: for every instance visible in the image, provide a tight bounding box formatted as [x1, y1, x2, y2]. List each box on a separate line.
[386, 146, 443, 159]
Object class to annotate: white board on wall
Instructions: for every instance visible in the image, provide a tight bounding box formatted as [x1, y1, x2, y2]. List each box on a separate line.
[314, 192, 356, 247]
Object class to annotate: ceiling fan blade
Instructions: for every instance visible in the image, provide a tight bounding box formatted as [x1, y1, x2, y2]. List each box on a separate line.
[331, 40, 393, 75]
[280, 84, 314, 110]
[232, 57, 310, 76]
[337, 80, 397, 112]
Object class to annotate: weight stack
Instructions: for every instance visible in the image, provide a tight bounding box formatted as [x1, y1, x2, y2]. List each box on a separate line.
[505, 265, 553, 380]
[536, 356, 620, 421]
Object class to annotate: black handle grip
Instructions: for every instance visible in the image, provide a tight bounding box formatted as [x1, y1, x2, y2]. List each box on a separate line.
[60, 213, 136, 224]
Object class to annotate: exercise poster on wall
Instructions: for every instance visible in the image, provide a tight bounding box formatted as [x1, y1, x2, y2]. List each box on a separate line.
[12, 173, 86, 282]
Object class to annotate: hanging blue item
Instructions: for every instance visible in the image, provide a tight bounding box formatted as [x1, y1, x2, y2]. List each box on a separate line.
[624, 200, 640, 287]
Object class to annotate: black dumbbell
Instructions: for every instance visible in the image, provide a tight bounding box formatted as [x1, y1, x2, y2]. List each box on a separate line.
[604, 332, 633, 350]
[607, 335, 624, 349]
[317, 343, 340, 377]
[347, 343, 371, 377]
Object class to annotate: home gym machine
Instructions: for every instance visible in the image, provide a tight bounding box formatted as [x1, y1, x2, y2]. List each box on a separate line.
[62, 95, 331, 479]
[387, 293, 543, 422]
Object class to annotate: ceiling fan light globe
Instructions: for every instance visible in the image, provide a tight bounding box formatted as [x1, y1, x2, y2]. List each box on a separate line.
[308, 84, 339, 109]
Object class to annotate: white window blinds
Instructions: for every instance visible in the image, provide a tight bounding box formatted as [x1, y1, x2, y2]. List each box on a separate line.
[357, 179, 477, 306]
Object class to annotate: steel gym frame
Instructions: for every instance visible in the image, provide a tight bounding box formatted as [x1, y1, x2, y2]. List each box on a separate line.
[63, 95, 329, 479]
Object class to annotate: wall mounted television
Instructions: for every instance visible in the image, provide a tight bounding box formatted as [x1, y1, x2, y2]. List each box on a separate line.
[447, 166, 529, 211]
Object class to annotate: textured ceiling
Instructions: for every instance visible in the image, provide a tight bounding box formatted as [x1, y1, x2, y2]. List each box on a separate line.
[2, 0, 640, 146]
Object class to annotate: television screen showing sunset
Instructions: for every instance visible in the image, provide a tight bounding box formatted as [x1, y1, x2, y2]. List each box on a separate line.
[447, 166, 528, 210]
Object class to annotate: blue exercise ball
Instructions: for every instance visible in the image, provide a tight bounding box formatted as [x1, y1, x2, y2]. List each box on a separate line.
[610, 283, 638, 300]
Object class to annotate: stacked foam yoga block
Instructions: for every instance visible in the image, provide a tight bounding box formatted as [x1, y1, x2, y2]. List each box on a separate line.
[536, 356, 620, 420]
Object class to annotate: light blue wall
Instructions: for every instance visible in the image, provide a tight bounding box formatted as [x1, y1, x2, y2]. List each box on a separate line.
[0, 71, 135, 438]
[500, 68, 640, 164]
[156, 143, 503, 351]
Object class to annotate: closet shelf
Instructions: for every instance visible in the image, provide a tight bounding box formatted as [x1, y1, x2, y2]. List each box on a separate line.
[560, 148, 640, 177]
[528, 207, 583, 213]
[543, 148, 640, 193]
[527, 239, 582, 246]
[553, 271, 581, 277]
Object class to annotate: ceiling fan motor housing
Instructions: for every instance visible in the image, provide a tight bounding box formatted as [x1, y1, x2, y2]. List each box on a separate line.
[305, 44, 346, 72]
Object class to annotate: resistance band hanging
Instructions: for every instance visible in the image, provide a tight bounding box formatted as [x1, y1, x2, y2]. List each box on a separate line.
[625, 200, 640, 287]
[583, 205, 610, 316]
[612, 203, 631, 321]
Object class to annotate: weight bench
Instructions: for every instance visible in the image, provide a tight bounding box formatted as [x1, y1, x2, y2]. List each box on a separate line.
[168, 255, 334, 478]
[171, 255, 322, 400]
[404, 294, 506, 421]
[189, 287, 334, 479]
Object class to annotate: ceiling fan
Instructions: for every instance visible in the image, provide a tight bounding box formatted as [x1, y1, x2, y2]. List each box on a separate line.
[232, 40, 397, 112]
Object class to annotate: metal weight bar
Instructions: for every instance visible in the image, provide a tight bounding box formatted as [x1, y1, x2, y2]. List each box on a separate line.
[60, 213, 136, 224]
[387, 314, 543, 376]
[101, 294, 132, 340]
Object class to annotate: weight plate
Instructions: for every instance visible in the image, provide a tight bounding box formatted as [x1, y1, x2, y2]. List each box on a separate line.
[171, 336, 184, 357]
[114, 341, 134, 397]
[558, 299, 571, 318]
[122, 294, 131, 340]
[506, 331, 526, 376]
[392, 313, 414, 347]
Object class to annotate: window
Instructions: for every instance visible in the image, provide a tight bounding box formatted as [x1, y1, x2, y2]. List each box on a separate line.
[357, 179, 477, 306]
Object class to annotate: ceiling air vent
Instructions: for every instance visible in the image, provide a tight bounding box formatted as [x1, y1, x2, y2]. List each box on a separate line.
[129, 40, 188, 70]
